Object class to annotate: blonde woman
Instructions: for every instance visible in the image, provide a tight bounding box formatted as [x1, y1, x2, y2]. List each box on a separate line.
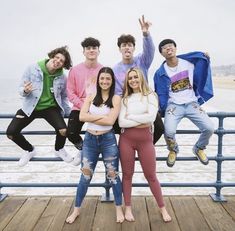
[118, 67, 171, 222]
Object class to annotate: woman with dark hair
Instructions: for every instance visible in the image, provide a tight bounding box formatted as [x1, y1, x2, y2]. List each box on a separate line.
[66, 67, 124, 223]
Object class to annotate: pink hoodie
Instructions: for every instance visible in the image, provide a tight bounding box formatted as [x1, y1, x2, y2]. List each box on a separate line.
[67, 62, 103, 110]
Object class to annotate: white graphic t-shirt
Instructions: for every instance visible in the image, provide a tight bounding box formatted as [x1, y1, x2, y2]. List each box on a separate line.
[164, 58, 197, 104]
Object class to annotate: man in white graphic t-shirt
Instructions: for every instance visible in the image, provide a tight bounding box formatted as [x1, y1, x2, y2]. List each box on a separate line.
[154, 39, 214, 167]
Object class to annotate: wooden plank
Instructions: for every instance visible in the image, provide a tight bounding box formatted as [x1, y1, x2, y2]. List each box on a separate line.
[221, 196, 235, 220]
[195, 196, 235, 231]
[4, 197, 50, 231]
[146, 196, 180, 231]
[0, 197, 26, 230]
[63, 196, 98, 231]
[92, 200, 121, 231]
[33, 197, 73, 231]
[122, 197, 150, 231]
[170, 196, 210, 231]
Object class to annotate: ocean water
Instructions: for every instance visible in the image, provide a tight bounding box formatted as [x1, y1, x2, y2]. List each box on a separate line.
[0, 78, 234, 196]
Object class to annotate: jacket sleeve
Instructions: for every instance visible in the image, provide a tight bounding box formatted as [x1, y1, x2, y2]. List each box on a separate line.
[67, 68, 84, 108]
[19, 65, 32, 97]
[139, 34, 155, 70]
[61, 77, 71, 116]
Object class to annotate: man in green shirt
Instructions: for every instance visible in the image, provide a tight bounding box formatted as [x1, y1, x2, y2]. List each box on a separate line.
[7, 46, 73, 167]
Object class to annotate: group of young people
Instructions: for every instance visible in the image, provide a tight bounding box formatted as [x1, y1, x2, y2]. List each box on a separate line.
[6, 15, 214, 224]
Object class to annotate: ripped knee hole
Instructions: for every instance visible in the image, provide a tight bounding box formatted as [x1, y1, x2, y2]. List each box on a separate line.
[81, 168, 92, 176]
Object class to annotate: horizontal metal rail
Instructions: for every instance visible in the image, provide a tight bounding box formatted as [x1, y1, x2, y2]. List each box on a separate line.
[0, 112, 235, 202]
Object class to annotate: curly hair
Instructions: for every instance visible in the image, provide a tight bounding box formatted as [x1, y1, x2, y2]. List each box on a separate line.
[48, 46, 72, 70]
[81, 37, 100, 48]
[117, 34, 135, 47]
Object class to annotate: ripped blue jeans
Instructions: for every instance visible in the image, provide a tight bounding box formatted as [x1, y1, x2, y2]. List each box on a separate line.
[164, 102, 214, 153]
[75, 130, 122, 207]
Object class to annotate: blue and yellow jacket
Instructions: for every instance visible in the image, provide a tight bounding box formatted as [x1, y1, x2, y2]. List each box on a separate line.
[153, 51, 213, 116]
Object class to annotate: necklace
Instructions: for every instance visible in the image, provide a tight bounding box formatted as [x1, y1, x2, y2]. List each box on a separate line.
[167, 64, 178, 72]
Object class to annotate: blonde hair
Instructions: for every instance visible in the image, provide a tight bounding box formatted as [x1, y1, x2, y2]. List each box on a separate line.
[122, 67, 153, 106]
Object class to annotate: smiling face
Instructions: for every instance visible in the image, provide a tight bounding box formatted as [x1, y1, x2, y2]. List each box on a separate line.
[127, 70, 141, 92]
[160, 43, 177, 59]
[98, 72, 113, 91]
[47, 53, 66, 72]
[83, 46, 100, 61]
[119, 42, 135, 63]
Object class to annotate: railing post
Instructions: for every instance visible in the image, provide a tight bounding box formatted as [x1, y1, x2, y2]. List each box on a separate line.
[100, 173, 114, 202]
[210, 113, 226, 202]
[0, 182, 8, 202]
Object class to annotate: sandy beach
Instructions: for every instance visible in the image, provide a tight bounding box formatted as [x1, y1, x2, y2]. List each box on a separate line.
[213, 75, 235, 90]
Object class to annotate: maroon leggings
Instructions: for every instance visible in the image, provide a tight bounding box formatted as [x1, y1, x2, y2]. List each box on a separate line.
[119, 127, 164, 208]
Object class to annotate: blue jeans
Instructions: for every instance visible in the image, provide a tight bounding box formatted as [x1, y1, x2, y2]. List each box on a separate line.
[164, 102, 214, 153]
[75, 130, 122, 207]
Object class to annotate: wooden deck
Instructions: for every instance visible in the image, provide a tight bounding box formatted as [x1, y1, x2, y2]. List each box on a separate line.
[0, 196, 235, 231]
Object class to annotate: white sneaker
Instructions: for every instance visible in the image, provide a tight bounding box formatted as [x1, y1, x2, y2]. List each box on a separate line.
[55, 148, 73, 163]
[18, 149, 36, 167]
[71, 151, 81, 166]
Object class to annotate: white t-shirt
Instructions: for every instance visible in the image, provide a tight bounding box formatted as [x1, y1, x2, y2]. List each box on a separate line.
[164, 58, 197, 104]
[86, 104, 112, 131]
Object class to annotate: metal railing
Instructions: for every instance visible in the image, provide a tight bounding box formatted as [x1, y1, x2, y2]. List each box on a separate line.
[0, 112, 235, 202]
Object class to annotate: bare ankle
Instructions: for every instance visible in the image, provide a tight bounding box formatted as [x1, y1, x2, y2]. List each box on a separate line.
[116, 206, 124, 223]
[125, 206, 135, 222]
[160, 206, 172, 222]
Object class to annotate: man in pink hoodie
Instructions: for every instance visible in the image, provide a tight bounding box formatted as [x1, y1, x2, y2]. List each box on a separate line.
[67, 37, 102, 165]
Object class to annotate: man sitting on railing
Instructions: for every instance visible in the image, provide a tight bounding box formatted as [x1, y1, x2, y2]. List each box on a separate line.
[154, 39, 214, 167]
[6, 46, 73, 167]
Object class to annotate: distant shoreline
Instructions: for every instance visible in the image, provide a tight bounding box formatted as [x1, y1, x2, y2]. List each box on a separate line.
[213, 76, 235, 90]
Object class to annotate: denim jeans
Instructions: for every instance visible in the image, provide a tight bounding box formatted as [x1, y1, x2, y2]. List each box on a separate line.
[164, 102, 214, 153]
[75, 130, 122, 207]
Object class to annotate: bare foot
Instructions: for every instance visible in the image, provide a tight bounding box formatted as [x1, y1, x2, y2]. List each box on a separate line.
[160, 206, 172, 222]
[66, 207, 80, 224]
[125, 206, 135, 222]
[116, 206, 125, 223]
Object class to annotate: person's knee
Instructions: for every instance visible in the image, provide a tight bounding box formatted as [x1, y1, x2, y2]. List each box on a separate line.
[59, 128, 67, 136]
[7, 134, 13, 140]
[144, 173, 156, 182]
[81, 167, 93, 180]
[6, 127, 15, 140]
[107, 169, 119, 184]
[122, 172, 133, 181]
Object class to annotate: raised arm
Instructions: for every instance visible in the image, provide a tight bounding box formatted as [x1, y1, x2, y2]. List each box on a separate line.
[138, 15, 155, 75]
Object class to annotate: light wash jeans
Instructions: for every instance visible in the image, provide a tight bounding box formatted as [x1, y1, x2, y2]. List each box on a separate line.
[75, 130, 122, 207]
[164, 102, 214, 153]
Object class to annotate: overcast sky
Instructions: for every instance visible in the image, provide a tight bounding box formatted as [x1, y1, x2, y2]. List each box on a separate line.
[1, 0, 235, 80]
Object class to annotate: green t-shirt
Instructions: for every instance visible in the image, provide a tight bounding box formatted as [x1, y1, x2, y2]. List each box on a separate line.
[35, 59, 63, 111]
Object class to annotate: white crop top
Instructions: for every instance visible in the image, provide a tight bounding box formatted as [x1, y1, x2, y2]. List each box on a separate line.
[118, 92, 158, 128]
[86, 103, 113, 131]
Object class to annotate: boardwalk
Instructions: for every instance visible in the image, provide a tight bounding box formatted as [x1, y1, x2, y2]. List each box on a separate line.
[0, 196, 235, 231]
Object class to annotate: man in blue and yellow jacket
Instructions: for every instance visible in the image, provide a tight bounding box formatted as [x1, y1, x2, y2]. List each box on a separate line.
[154, 39, 214, 167]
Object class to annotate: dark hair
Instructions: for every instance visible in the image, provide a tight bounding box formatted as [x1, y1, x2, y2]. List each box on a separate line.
[93, 67, 115, 108]
[158, 39, 177, 53]
[117, 34, 135, 47]
[48, 46, 72, 70]
[81, 37, 100, 48]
